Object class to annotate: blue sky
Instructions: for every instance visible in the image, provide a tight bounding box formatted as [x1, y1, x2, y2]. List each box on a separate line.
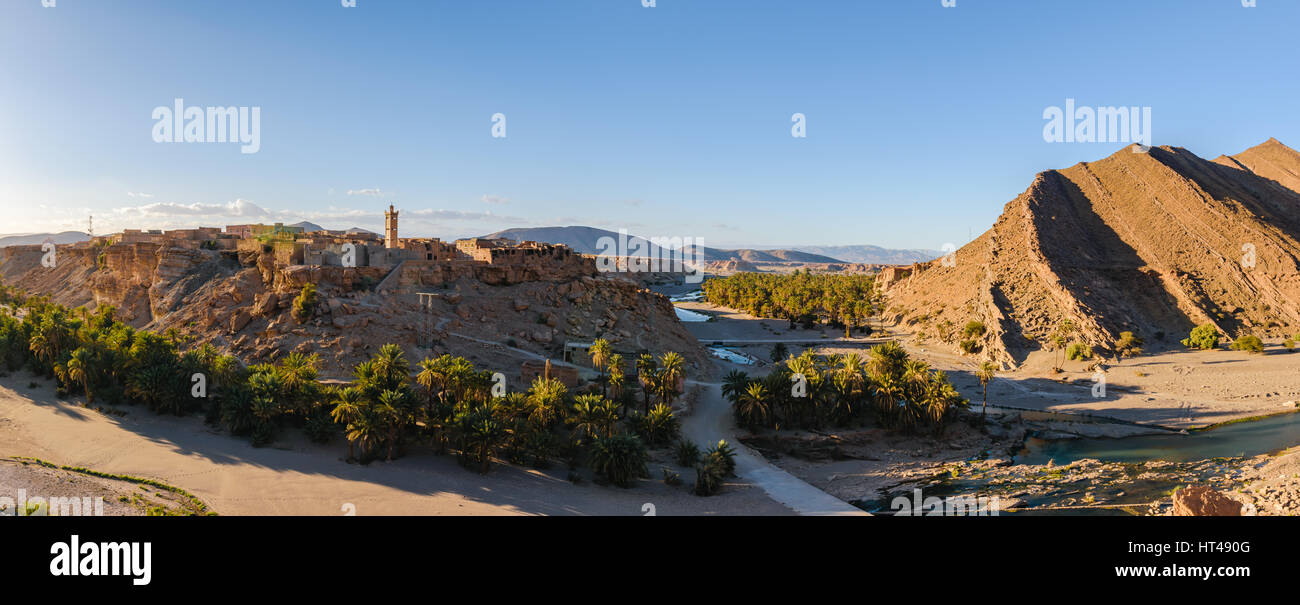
[1, 0, 1296, 248]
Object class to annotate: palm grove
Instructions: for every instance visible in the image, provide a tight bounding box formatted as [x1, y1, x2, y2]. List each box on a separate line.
[0, 284, 737, 493]
[724, 344, 968, 435]
[702, 272, 880, 337]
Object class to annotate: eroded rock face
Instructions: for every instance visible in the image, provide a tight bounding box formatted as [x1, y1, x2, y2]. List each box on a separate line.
[2, 239, 708, 378]
[1172, 485, 1243, 516]
[887, 140, 1300, 366]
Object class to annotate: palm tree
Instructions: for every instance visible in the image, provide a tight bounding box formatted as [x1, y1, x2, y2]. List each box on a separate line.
[211, 354, 242, 396]
[607, 353, 625, 412]
[28, 331, 53, 369]
[570, 394, 616, 443]
[635, 354, 657, 414]
[65, 347, 95, 403]
[734, 382, 770, 430]
[372, 344, 410, 391]
[376, 389, 407, 462]
[330, 386, 365, 460]
[277, 352, 320, 414]
[720, 370, 751, 405]
[975, 361, 997, 417]
[526, 376, 566, 429]
[346, 409, 381, 461]
[657, 351, 685, 406]
[454, 402, 504, 473]
[415, 355, 451, 422]
[589, 338, 611, 397]
[278, 352, 319, 392]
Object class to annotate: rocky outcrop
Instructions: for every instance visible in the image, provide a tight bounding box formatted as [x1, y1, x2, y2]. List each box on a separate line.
[1, 238, 707, 379]
[1171, 485, 1243, 516]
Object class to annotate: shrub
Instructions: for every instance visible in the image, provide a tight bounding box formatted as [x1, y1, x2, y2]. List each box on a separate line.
[589, 434, 649, 488]
[1115, 331, 1143, 358]
[693, 441, 739, 496]
[770, 342, 789, 363]
[292, 283, 318, 324]
[662, 468, 682, 486]
[959, 340, 979, 354]
[1065, 342, 1093, 361]
[632, 404, 681, 447]
[1181, 323, 1220, 350]
[675, 440, 701, 467]
[303, 412, 335, 444]
[1229, 334, 1264, 353]
[706, 440, 738, 476]
[962, 321, 987, 339]
[694, 454, 726, 496]
[1284, 339, 1296, 352]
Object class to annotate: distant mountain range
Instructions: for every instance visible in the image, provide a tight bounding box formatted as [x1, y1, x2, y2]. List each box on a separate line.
[482, 226, 929, 265]
[781, 245, 941, 265]
[291, 221, 375, 235]
[0, 224, 376, 248]
[290, 221, 325, 232]
[0, 231, 90, 248]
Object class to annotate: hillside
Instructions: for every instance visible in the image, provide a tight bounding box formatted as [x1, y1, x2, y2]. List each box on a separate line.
[885, 140, 1300, 367]
[0, 231, 89, 248]
[0, 240, 709, 378]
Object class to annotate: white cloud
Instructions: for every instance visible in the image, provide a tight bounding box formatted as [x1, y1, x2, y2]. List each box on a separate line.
[126, 192, 154, 199]
[480, 194, 508, 205]
[16, 199, 538, 238]
[114, 198, 270, 218]
[346, 188, 385, 197]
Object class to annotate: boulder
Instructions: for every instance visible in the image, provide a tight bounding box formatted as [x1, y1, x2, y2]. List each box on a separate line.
[230, 310, 252, 333]
[1171, 485, 1242, 516]
[253, 292, 278, 317]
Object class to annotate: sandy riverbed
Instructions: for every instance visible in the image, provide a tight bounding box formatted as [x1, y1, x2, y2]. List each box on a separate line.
[678, 300, 1300, 512]
[0, 371, 791, 516]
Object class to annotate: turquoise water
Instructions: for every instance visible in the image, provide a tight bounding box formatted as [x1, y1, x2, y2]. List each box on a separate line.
[708, 347, 756, 365]
[674, 307, 711, 322]
[1016, 410, 1300, 465]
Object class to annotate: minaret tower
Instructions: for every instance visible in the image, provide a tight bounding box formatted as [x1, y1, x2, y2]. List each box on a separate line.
[384, 204, 398, 249]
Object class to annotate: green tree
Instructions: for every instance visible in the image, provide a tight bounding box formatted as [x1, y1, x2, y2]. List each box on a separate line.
[292, 283, 318, 324]
[1229, 334, 1264, 353]
[975, 361, 997, 418]
[330, 386, 366, 461]
[733, 382, 770, 430]
[65, 346, 96, 403]
[635, 354, 657, 414]
[657, 351, 685, 406]
[1114, 331, 1143, 362]
[769, 342, 789, 363]
[589, 338, 611, 398]
[1181, 323, 1220, 350]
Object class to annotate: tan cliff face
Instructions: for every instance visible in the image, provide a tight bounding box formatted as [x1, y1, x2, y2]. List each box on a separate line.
[886, 140, 1300, 366]
[1, 240, 707, 378]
